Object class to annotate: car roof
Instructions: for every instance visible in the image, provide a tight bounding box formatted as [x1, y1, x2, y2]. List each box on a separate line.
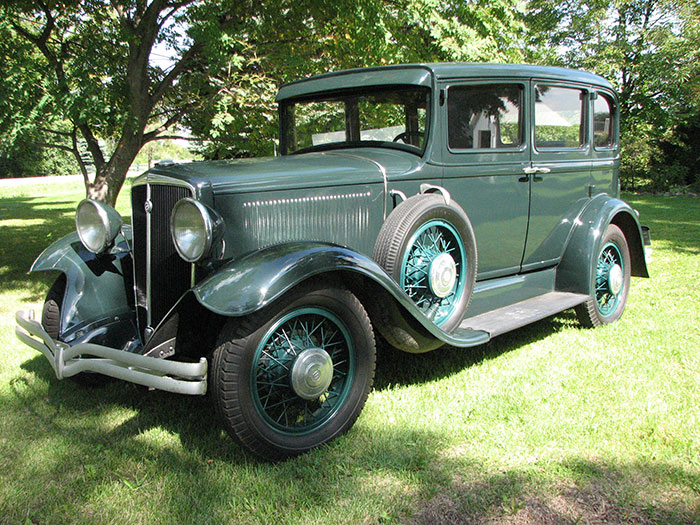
[276, 63, 614, 101]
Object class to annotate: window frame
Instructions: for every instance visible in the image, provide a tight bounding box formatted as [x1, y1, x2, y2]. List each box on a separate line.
[279, 85, 432, 157]
[445, 81, 527, 155]
[532, 83, 589, 152]
[592, 91, 617, 151]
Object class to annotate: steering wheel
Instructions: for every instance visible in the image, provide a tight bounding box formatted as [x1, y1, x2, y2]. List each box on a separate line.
[393, 131, 425, 144]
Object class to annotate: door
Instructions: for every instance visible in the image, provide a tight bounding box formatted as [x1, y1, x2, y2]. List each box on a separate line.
[439, 81, 531, 280]
[521, 81, 592, 271]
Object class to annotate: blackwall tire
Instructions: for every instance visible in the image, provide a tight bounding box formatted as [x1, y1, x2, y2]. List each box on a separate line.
[575, 224, 631, 327]
[41, 275, 110, 387]
[373, 194, 477, 332]
[42, 274, 66, 340]
[209, 282, 376, 460]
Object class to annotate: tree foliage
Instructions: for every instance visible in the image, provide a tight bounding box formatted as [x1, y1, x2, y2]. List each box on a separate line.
[1, 0, 224, 204]
[526, 0, 700, 190]
[185, 0, 528, 158]
[2, 0, 700, 198]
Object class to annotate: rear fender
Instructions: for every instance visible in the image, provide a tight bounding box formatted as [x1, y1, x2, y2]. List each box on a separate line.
[30, 229, 136, 344]
[556, 195, 649, 296]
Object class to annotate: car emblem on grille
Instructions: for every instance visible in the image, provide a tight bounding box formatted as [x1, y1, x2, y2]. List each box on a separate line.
[144, 200, 153, 213]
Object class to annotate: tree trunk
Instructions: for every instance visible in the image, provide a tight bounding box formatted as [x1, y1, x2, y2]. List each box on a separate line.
[86, 139, 141, 207]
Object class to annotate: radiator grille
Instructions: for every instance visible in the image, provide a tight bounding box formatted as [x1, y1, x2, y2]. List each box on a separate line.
[131, 183, 192, 336]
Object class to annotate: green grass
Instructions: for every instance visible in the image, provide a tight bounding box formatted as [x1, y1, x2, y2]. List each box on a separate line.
[1, 180, 699, 524]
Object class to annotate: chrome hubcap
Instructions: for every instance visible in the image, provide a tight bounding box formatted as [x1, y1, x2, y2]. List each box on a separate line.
[428, 252, 457, 298]
[290, 348, 334, 400]
[608, 263, 623, 295]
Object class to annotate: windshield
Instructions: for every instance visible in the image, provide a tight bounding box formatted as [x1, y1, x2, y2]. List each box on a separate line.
[280, 86, 431, 155]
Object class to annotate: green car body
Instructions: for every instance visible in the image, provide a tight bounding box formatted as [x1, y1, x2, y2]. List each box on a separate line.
[16, 63, 650, 459]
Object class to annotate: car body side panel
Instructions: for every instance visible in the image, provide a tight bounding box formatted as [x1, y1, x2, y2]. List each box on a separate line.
[30, 230, 135, 343]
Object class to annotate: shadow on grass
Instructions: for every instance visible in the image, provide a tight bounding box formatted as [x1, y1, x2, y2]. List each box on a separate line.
[374, 311, 578, 390]
[5, 355, 700, 523]
[0, 196, 77, 302]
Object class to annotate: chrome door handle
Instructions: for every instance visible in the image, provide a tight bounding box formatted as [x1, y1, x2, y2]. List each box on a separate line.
[522, 166, 551, 175]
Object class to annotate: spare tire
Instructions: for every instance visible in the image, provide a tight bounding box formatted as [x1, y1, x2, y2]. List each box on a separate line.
[373, 193, 477, 332]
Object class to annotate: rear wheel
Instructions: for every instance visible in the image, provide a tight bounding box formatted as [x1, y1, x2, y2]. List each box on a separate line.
[575, 224, 631, 327]
[210, 283, 376, 460]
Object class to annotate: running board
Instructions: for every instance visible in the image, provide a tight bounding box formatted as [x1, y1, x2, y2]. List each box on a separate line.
[460, 292, 589, 338]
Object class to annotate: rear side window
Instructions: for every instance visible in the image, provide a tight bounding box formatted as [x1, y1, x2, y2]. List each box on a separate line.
[593, 94, 615, 148]
[447, 84, 523, 150]
[535, 85, 585, 149]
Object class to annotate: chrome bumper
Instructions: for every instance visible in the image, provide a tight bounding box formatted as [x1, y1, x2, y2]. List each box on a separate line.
[15, 310, 207, 395]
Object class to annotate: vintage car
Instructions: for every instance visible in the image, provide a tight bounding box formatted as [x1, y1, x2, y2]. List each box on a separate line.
[16, 63, 650, 460]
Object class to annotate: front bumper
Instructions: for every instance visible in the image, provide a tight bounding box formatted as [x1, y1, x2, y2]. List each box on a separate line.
[15, 310, 207, 395]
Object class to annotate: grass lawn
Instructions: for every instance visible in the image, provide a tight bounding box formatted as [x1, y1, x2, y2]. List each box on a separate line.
[1, 179, 698, 524]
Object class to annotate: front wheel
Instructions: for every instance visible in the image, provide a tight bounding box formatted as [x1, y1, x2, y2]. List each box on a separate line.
[41, 275, 110, 387]
[575, 224, 631, 327]
[209, 283, 376, 460]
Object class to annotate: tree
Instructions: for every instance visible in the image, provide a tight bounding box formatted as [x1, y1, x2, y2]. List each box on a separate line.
[2, 0, 528, 203]
[1, 0, 233, 205]
[525, 0, 700, 189]
[183, 0, 529, 158]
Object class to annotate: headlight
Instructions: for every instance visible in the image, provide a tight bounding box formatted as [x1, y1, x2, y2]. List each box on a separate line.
[75, 199, 123, 254]
[171, 198, 223, 263]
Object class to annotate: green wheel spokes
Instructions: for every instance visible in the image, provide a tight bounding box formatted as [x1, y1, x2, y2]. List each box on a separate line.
[252, 307, 354, 434]
[595, 241, 624, 317]
[400, 219, 467, 326]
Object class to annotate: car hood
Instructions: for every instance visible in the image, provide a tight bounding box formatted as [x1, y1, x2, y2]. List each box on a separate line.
[140, 149, 423, 195]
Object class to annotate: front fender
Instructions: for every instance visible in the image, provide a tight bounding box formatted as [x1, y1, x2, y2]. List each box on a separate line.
[30, 229, 135, 343]
[556, 195, 649, 296]
[192, 242, 488, 348]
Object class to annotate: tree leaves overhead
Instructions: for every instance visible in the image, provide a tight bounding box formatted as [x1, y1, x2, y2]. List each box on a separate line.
[186, 0, 528, 158]
[1, 0, 527, 199]
[526, 0, 700, 189]
[4, 0, 698, 198]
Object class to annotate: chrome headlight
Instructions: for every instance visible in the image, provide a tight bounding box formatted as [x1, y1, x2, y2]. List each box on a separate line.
[171, 198, 223, 263]
[75, 199, 123, 254]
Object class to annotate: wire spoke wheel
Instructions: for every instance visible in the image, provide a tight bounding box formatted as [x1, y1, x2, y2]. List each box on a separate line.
[210, 284, 375, 460]
[575, 223, 631, 328]
[252, 308, 354, 434]
[373, 194, 476, 339]
[400, 219, 467, 327]
[595, 242, 624, 317]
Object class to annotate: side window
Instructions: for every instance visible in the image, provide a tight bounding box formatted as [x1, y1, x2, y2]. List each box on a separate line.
[535, 85, 585, 149]
[593, 94, 615, 148]
[447, 84, 523, 150]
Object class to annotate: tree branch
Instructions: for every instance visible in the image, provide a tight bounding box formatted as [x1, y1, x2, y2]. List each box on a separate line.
[38, 127, 73, 137]
[143, 134, 203, 143]
[71, 128, 91, 187]
[150, 41, 203, 103]
[142, 109, 188, 142]
[36, 142, 74, 153]
[158, 1, 197, 29]
[76, 122, 106, 171]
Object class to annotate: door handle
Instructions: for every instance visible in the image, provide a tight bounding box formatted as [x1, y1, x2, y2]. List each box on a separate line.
[522, 166, 551, 175]
[521, 166, 550, 182]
